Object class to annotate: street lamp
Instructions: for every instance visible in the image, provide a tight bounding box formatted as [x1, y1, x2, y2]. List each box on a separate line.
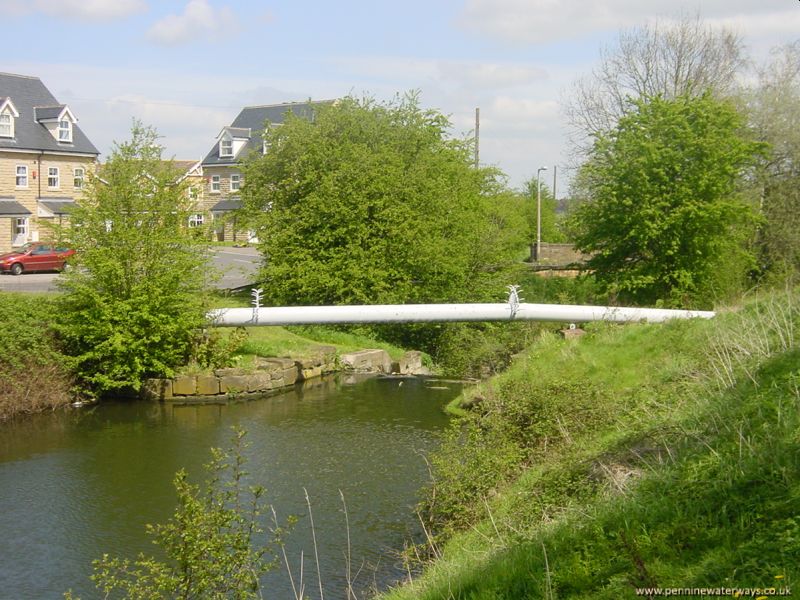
[535, 165, 548, 262]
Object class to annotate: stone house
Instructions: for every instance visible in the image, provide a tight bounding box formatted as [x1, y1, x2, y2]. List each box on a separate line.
[0, 72, 99, 252]
[199, 101, 324, 242]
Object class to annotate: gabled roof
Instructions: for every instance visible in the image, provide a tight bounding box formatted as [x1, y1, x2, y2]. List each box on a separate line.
[220, 126, 251, 139]
[0, 72, 99, 156]
[201, 100, 329, 167]
[34, 105, 76, 123]
[0, 97, 19, 117]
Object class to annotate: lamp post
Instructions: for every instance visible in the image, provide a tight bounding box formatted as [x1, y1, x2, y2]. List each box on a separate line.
[535, 166, 548, 262]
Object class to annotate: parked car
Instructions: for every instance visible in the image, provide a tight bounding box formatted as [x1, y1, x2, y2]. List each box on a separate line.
[0, 242, 76, 275]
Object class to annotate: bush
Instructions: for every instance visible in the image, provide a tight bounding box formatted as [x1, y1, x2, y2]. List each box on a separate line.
[54, 124, 213, 396]
[0, 293, 72, 420]
[66, 429, 292, 599]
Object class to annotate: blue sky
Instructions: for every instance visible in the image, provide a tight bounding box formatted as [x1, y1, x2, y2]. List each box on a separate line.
[3, 0, 798, 191]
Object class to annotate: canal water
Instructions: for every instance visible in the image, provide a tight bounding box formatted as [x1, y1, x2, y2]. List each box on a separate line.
[0, 374, 461, 599]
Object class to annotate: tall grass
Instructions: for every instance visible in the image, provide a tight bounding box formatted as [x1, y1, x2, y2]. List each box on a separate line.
[382, 288, 800, 599]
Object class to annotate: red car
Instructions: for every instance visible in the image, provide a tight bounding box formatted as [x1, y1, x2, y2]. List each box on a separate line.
[0, 242, 75, 275]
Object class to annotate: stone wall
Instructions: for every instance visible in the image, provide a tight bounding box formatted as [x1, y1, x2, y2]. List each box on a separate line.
[143, 347, 427, 402]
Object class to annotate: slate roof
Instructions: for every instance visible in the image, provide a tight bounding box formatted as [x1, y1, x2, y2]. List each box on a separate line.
[38, 198, 76, 215]
[0, 198, 32, 216]
[33, 105, 66, 121]
[201, 101, 328, 167]
[210, 198, 242, 212]
[0, 73, 99, 156]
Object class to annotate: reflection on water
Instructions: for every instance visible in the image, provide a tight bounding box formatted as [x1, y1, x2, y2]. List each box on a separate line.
[0, 374, 461, 599]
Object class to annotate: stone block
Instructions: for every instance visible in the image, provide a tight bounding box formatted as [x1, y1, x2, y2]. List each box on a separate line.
[559, 327, 586, 340]
[172, 376, 196, 396]
[214, 367, 246, 377]
[299, 365, 322, 381]
[219, 375, 251, 393]
[196, 376, 220, 396]
[398, 351, 423, 375]
[283, 366, 298, 385]
[143, 378, 172, 400]
[340, 349, 392, 373]
[247, 372, 273, 392]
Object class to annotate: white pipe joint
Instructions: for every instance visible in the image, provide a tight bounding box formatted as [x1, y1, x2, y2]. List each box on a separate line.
[207, 302, 715, 327]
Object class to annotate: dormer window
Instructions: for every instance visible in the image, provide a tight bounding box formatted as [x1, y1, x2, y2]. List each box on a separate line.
[34, 104, 77, 143]
[0, 113, 12, 138]
[220, 138, 233, 158]
[0, 98, 19, 138]
[58, 119, 72, 142]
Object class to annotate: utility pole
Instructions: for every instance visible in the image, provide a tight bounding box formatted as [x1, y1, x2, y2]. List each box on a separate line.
[474, 107, 480, 168]
[552, 165, 557, 203]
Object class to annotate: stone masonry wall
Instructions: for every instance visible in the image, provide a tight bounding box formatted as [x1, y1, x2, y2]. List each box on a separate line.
[142, 347, 427, 402]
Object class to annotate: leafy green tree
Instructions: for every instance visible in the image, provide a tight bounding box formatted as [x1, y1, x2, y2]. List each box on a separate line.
[570, 93, 762, 307]
[54, 123, 212, 395]
[240, 94, 524, 306]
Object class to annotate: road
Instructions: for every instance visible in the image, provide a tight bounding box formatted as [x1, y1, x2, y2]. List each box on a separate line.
[0, 246, 262, 293]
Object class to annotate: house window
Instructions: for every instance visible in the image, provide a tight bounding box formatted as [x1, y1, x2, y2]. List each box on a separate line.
[188, 186, 198, 200]
[58, 119, 72, 142]
[220, 139, 233, 158]
[48, 167, 60, 188]
[230, 174, 241, 191]
[73, 167, 85, 189]
[188, 213, 204, 228]
[0, 113, 12, 138]
[16, 165, 28, 188]
[211, 175, 220, 193]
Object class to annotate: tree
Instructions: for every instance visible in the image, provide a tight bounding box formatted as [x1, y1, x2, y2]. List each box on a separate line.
[240, 94, 524, 306]
[564, 15, 745, 155]
[746, 42, 800, 278]
[570, 93, 762, 307]
[54, 123, 212, 395]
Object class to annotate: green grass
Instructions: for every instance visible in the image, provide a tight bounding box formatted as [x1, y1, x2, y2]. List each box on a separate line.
[381, 289, 800, 599]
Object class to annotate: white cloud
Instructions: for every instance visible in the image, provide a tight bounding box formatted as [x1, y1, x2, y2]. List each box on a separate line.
[0, 0, 146, 20]
[328, 55, 548, 92]
[438, 61, 547, 89]
[146, 0, 238, 46]
[458, 0, 795, 44]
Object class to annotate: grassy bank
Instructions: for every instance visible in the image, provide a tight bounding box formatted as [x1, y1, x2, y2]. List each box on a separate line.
[381, 289, 799, 599]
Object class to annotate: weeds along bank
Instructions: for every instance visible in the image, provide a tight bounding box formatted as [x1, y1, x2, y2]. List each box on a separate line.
[383, 289, 800, 599]
[0, 293, 72, 421]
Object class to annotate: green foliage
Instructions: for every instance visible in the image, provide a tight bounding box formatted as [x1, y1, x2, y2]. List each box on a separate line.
[54, 123, 213, 395]
[521, 179, 567, 244]
[747, 42, 800, 280]
[241, 93, 526, 307]
[382, 289, 800, 600]
[0, 293, 62, 371]
[66, 429, 289, 600]
[0, 293, 72, 419]
[570, 93, 762, 307]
